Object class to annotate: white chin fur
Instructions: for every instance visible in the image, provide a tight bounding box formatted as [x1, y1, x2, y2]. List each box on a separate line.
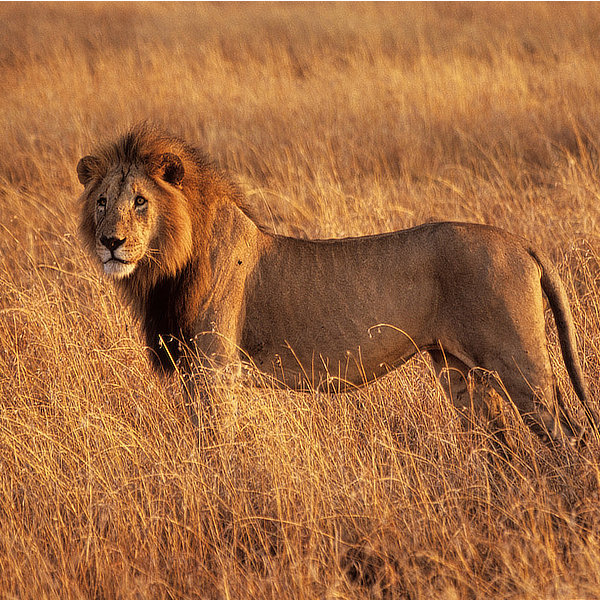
[103, 260, 136, 278]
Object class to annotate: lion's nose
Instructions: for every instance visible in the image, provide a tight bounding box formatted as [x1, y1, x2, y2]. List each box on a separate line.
[100, 235, 126, 252]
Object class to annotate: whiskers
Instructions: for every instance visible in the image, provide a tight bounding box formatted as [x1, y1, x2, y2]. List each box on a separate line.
[145, 248, 162, 268]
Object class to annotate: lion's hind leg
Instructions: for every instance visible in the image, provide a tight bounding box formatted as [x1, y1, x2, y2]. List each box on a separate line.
[429, 349, 511, 444]
[429, 349, 472, 413]
[503, 377, 583, 447]
[431, 347, 583, 446]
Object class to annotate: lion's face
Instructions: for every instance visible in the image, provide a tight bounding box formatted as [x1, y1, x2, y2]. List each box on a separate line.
[89, 165, 161, 278]
[78, 146, 193, 280]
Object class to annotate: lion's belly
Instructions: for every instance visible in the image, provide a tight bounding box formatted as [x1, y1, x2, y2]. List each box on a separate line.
[245, 331, 425, 389]
[242, 296, 437, 390]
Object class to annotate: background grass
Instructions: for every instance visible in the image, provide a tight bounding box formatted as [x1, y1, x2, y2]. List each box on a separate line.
[2, 2, 600, 598]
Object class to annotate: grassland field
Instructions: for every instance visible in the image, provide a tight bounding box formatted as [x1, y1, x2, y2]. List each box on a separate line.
[3, 2, 600, 598]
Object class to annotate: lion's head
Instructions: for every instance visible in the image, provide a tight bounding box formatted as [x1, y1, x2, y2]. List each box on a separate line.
[77, 125, 200, 281]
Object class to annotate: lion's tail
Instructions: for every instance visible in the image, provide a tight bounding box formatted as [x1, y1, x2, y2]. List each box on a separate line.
[529, 247, 599, 433]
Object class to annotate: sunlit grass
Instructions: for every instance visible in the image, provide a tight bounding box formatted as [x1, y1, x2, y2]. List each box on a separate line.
[2, 3, 600, 598]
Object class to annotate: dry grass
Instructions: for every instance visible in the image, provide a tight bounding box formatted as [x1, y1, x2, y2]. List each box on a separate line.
[3, 2, 600, 598]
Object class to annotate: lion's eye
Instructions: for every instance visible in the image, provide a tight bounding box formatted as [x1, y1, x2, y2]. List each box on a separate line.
[134, 195, 147, 207]
[97, 196, 107, 208]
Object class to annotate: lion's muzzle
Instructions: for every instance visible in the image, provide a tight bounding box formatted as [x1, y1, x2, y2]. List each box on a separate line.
[97, 235, 137, 278]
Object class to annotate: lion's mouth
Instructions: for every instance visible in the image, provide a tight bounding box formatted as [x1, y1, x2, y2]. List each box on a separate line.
[101, 255, 137, 278]
[103, 257, 132, 265]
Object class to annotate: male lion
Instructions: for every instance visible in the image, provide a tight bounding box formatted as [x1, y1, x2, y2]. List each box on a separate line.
[77, 124, 598, 444]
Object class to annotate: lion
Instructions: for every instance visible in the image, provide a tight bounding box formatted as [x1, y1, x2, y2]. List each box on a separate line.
[77, 124, 599, 445]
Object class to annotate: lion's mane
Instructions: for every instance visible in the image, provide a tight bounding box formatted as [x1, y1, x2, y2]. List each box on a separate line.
[78, 124, 247, 369]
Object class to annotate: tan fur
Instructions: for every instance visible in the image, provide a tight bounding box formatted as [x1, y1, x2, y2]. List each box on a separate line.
[78, 125, 598, 444]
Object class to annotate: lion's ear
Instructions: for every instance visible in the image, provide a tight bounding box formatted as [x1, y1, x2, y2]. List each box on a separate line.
[77, 155, 101, 186]
[157, 153, 184, 187]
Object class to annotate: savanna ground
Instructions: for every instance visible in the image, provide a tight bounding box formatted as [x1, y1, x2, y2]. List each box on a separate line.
[3, 3, 600, 598]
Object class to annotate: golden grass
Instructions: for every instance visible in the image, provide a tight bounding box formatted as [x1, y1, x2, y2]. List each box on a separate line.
[3, 2, 600, 597]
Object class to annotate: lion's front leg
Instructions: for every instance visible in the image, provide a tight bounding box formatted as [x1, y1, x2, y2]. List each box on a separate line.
[180, 368, 206, 430]
[181, 361, 243, 428]
[178, 333, 244, 432]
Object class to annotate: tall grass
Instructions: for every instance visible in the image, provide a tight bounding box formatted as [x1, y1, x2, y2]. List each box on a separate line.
[2, 3, 600, 597]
